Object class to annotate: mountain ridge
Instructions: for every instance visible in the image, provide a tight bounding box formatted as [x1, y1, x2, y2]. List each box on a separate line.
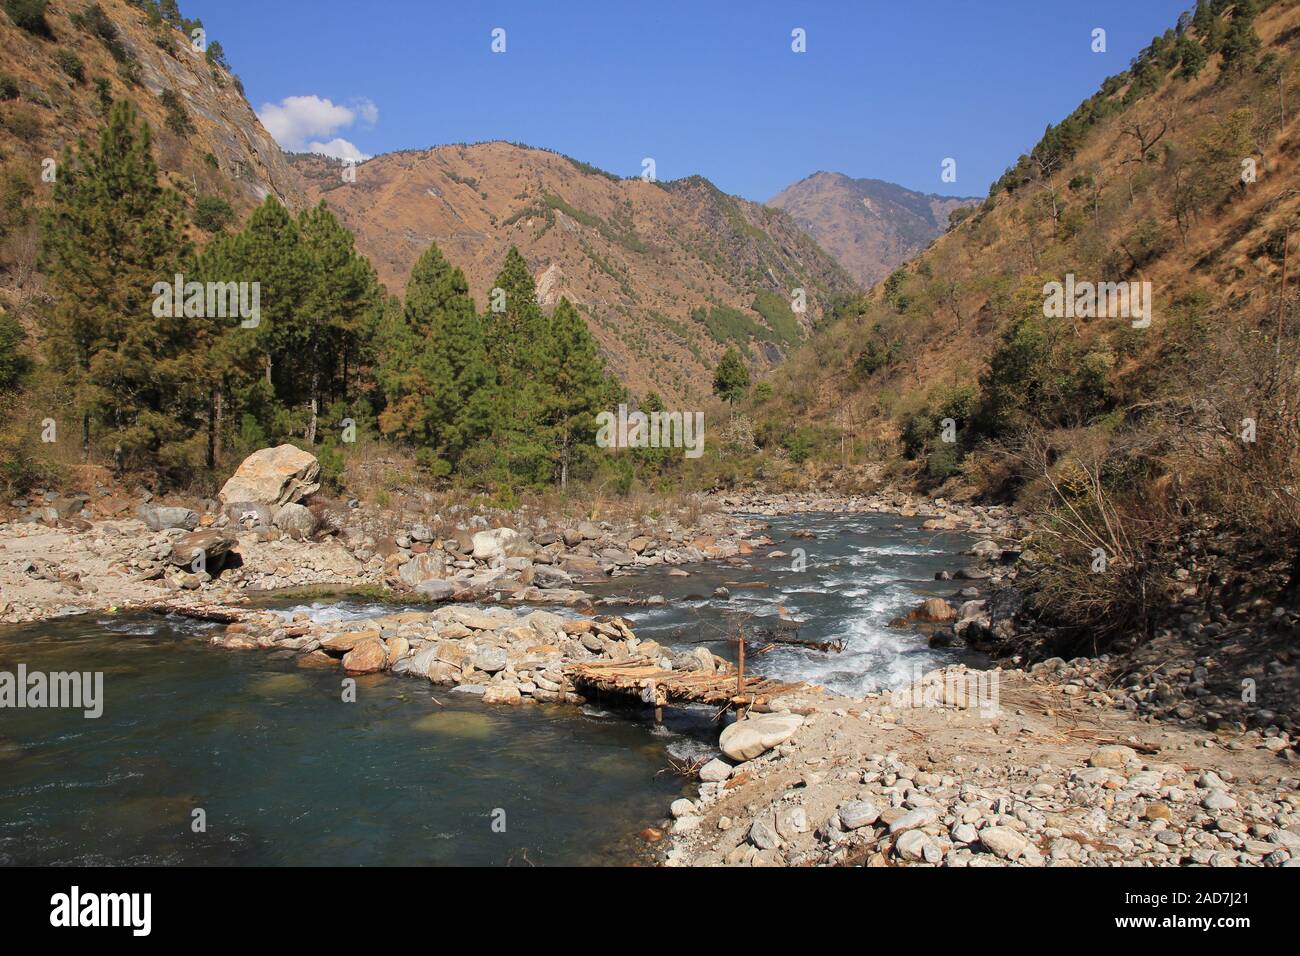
[768, 170, 979, 286]
[289, 143, 858, 404]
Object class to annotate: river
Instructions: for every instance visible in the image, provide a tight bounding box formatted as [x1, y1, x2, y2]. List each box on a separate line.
[0, 511, 982, 865]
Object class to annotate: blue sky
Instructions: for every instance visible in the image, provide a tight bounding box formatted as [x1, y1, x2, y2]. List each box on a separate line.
[186, 0, 1193, 201]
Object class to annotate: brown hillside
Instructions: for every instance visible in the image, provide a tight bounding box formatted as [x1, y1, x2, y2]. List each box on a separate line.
[291, 144, 857, 404]
[768, 171, 979, 287]
[764, 1, 1300, 453]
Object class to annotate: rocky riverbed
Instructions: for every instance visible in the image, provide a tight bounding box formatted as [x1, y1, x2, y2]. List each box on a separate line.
[655, 664, 1299, 867]
[0, 446, 1010, 626]
[5, 445, 1295, 868]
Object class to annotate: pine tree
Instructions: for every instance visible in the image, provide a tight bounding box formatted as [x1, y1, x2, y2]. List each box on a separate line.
[298, 201, 382, 442]
[1219, 12, 1261, 73]
[713, 348, 751, 404]
[482, 246, 551, 480]
[0, 309, 25, 391]
[637, 390, 672, 474]
[378, 242, 496, 472]
[483, 246, 545, 384]
[538, 297, 613, 487]
[190, 197, 317, 458]
[41, 99, 193, 473]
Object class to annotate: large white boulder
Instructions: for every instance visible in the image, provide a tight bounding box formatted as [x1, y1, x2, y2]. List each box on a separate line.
[218, 445, 320, 506]
[718, 712, 804, 761]
[471, 527, 520, 561]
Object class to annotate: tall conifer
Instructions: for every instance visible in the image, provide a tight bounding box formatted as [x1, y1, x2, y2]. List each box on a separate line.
[41, 100, 192, 472]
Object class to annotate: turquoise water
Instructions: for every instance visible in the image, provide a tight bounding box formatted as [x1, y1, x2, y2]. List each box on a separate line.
[0, 512, 982, 865]
[0, 613, 690, 865]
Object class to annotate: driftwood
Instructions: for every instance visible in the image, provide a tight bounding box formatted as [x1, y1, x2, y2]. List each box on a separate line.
[667, 614, 844, 654]
[564, 656, 802, 709]
[134, 601, 252, 624]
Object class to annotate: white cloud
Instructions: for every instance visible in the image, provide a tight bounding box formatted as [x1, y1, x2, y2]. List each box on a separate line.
[257, 94, 376, 160]
[350, 97, 379, 126]
[308, 138, 369, 162]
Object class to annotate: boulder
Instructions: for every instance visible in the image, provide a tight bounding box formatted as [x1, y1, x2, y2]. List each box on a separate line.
[472, 527, 520, 561]
[167, 531, 236, 570]
[908, 598, 956, 623]
[531, 565, 574, 589]
[838, 800, 881, 830]
[719, 712, 804, 761]
[138, 504, 198, 532]
[1088, 745, 1140, 770]
[414, 579, 457, 602]
[698, 758, 732, 783]
[398, 553, 447, 588]
[473, 648, 508, 673]
[342, 637, 387, 674]
[482, 683, 522, 705]
[978, 826, 1028, 860]
[272, 503, 317, 538]
[218, 445, 321, 506]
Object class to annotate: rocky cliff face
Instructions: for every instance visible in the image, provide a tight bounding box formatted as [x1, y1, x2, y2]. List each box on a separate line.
[291, 145, 857, 403]
[768, 171, 979, 287]
[0, 0, 305, 221]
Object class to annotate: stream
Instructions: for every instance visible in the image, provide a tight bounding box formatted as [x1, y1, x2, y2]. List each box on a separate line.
[0, 511, 982, 865]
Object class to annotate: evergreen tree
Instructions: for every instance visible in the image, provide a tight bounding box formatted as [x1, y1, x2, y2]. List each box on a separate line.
[1219, 13, 1261, 73]
[192, 197, 315, 457]
[637, 390, 672, 474]
[0, 309, 25, 391]
[483, 245, 545, 383]
[713, 348, 751, 404]
[298, 201, 382, 442]
[538, 297, 613, 487]
[378, 242, 496, 473]
[41, 99, 194, 473]
[1176, 33, 1209, 79]
[482, 245, 551, 480]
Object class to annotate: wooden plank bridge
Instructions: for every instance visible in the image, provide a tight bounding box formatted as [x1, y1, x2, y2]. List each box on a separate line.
[563, 656, 803, 710]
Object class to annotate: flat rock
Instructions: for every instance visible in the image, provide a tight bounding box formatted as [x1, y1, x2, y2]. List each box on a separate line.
[698, 758, 732, 783]
[138, 505, 198, 531]
[978, 826, 1028, 860]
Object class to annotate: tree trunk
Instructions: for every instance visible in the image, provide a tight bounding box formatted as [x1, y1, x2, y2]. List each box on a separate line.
[206, 389, 216, 471]
[214, 385, 223, 464]
[81, 412, 90, 463]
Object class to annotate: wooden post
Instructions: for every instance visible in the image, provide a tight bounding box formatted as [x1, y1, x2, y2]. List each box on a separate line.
[736, 628, 745, 702]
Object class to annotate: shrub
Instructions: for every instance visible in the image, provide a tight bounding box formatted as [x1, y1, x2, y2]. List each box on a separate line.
[55, 49, 85, 83]
[192, 195, 234, 232]
[4, 0, 50, 36]
[159, 88, 195, 135]
[0, 72, 18, 101]
[2, 106, 41, 142]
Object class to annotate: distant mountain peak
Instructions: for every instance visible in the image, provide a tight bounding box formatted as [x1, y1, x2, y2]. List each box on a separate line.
[768, 174, 980, 286]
